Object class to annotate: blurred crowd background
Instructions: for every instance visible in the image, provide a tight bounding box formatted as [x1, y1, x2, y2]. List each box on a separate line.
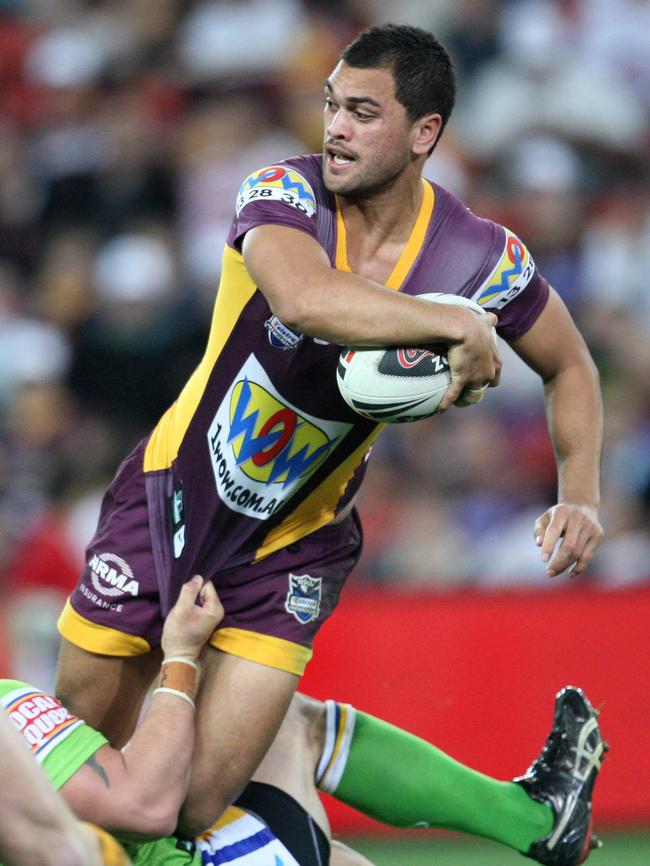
[0, 0, 649, 686]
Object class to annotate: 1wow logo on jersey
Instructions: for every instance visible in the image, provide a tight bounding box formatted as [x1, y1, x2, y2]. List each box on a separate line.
[472, 227, 535, 310]
[207, 355, 352, 519]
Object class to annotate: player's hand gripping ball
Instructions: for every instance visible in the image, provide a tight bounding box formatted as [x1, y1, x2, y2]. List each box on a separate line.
[336, 293, 494, 423]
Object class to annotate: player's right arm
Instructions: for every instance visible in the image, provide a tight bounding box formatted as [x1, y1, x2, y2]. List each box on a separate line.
[242, 223, 500, 409]
[60, 576, 223, 840]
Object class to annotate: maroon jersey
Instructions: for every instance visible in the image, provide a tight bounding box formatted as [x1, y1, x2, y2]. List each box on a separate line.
[60, 154, 548, 671]
[144, 154, 547, 594]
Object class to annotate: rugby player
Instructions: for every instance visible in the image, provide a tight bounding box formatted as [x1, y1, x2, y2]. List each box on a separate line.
[1, 574, 221, 866]
[1, 677, 605, 866]
[55, 21, 604, 842]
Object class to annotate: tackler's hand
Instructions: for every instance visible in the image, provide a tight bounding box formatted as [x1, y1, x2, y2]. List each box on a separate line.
[161, 576, 224, 661]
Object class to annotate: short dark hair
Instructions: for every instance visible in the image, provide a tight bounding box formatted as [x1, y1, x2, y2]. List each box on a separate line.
[340, 24, 456, 138]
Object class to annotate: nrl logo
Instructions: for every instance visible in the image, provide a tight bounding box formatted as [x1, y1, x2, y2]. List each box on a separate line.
[285, 573, 322, 624]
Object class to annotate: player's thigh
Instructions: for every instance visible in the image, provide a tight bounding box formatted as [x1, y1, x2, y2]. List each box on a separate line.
[253, 693, 330, 838]
[330, 840, 378, 866]
[180, 515, 363, 834]
[55, 639, 161, 747]
[180, 647, 299, 835]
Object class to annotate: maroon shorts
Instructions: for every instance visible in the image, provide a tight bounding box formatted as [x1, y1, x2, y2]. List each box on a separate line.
[58, 441, 362, 676]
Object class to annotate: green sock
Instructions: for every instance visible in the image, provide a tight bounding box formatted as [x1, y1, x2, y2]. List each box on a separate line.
[317, 703, 553, 852]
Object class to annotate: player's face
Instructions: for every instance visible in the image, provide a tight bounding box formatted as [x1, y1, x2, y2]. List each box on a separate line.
[322, 62, 415, 197]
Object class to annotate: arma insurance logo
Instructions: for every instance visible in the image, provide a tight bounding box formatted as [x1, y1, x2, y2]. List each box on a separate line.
[207, 355, 351, 519]
[88, 551, 139, 598]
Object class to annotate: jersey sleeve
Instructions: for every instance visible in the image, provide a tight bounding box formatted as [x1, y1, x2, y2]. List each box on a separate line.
[0, 679, 108, 790]
[468, 224, 550, 342]
[227, 162, 319, 251]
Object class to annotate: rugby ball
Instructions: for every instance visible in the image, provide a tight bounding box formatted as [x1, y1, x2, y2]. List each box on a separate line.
[336, 292, 491, 423]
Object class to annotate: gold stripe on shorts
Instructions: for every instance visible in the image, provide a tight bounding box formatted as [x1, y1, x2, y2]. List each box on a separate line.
[57, 599, 151, 656]
[211, 627, 312, 676]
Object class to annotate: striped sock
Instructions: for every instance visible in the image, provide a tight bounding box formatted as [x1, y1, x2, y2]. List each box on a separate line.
[315, 702, 553, 853]
[315, 700, 357, 794]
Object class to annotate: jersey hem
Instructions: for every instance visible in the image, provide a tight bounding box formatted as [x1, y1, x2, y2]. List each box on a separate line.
[211, 627, 311, 676]
[58, 599, 151, 656]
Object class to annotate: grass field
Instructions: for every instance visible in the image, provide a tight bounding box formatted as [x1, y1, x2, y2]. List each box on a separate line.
[342, 830, 650, 865]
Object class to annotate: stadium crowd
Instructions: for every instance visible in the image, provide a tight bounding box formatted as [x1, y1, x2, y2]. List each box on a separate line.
[0, 0, 649, 687]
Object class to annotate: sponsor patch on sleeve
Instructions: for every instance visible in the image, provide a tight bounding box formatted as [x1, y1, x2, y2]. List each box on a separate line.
[471, 228, 535, 310]
[236, 165, 317, 218]
[2, 686, 83, 763]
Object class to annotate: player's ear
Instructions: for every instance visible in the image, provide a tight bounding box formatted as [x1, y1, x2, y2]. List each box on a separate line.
[411, 113, 442, 157]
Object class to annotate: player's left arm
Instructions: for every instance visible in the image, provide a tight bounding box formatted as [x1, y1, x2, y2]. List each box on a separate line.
[511, 287, 604, 577]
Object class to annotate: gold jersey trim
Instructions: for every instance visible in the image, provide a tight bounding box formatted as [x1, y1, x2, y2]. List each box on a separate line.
[57, 600, 151, 656]
[254, 426, 381, 562]
[144, 245, 257, 472]
[211, 627, 311, 676]
[84, 824, 131, 866]
[335, 179, 435, 289]
[292, 181, 435, 579]
[203, 806, 248, 834]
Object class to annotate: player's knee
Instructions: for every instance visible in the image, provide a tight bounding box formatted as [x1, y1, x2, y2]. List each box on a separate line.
[55, 640, 99, 701]
[177, 789, 233, 837]
[291, 693, 327, 759]
[54, 660, 82, 714]
[177, 805, 219, 838]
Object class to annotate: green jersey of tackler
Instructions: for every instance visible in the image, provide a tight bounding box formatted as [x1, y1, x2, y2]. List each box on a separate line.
[0, 679, 301, 866]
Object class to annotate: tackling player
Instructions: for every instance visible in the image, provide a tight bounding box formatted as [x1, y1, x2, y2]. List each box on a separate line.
[1, 574, 221, 866]
[55, 21, 604, 841]
[1, 675, 605, 866]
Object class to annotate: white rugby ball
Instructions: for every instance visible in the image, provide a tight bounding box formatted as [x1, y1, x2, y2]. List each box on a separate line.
[336, 292, 491, 423]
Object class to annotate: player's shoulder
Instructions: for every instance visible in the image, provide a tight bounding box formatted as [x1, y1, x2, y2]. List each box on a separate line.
[430, 181, 501, 253]
[236, 154, 327, 220]
[430, 181, 536, 312]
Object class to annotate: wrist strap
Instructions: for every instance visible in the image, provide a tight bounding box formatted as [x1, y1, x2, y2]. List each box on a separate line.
[157, 659, 198, 704]
[152, 687, 196, 710]
[162, 656, 198, 669]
